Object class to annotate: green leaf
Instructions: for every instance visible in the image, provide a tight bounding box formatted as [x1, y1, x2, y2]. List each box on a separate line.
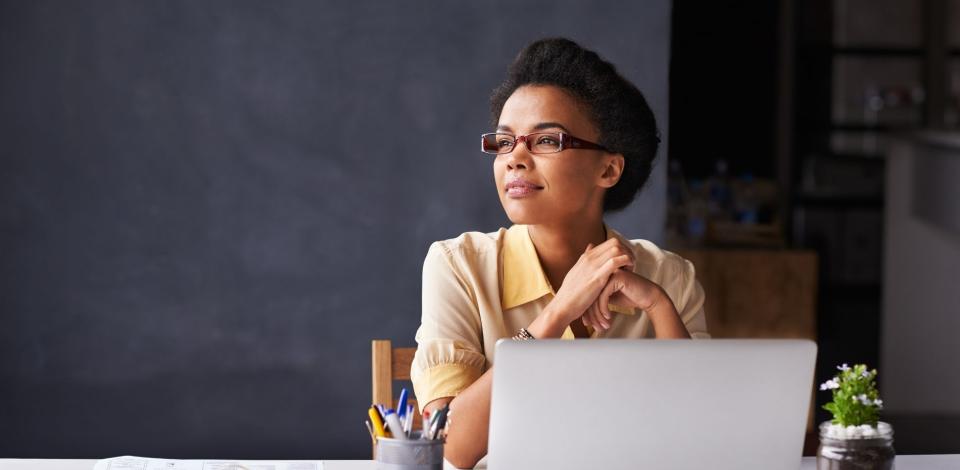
[820, 363, 883, 426]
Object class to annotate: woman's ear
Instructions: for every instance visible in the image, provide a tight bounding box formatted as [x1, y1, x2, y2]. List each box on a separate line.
[598, 153, 625, 188]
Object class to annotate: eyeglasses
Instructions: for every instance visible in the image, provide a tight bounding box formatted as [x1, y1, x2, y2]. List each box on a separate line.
[480, 132, 610, 155]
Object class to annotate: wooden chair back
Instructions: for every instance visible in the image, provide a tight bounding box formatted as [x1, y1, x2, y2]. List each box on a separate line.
[370, 339, 422, 457]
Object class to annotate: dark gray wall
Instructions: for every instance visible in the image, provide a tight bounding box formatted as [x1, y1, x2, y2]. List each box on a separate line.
[0, 0, 670, 459]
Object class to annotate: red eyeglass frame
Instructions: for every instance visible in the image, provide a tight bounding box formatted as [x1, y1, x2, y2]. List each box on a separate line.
[480, 132, 610, 154]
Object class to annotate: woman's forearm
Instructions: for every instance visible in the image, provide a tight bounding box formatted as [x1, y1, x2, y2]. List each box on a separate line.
[440, 367, 493, 469]
[433, 301, 570, 468]
[525, 300, 570, 339]
[646, 288, 691, 339]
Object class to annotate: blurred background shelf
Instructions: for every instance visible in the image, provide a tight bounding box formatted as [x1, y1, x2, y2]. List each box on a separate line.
[670, 0, 960, 452]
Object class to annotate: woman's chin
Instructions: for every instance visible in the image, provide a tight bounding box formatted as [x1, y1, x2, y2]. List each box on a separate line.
[502, 205, 546, 226]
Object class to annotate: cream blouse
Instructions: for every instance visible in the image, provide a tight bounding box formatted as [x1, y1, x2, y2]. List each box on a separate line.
[410, 224, 710, 412]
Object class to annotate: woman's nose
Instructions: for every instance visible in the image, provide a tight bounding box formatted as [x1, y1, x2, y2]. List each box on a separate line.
[505, 143, 534, 170]
[506, 158, 527, 170]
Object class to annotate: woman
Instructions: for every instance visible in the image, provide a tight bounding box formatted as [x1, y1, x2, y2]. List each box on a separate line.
[410, 38, 709, 468]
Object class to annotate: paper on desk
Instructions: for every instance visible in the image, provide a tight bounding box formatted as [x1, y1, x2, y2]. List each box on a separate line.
[93, 456, 323, 470]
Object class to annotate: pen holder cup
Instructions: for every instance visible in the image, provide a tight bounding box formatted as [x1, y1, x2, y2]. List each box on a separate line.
[375, 431, 444, 470]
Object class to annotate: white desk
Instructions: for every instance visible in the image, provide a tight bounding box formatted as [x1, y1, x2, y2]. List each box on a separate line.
[3, 456, 960, 470]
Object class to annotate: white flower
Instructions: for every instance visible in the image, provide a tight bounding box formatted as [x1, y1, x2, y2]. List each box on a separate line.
[861, 369, 871, 378]
[820, 378, 840, 390]
[838, 363, 851, 372]
[851, 394, 882, 407]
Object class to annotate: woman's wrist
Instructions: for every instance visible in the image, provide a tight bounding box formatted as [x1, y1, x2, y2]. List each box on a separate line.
[526, 300, 569, 339]
[639, 285, 673, 317]
[618, 272, 665, 312]
[642, 286, 691, 339]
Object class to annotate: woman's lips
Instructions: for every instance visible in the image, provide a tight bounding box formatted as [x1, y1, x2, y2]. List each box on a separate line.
[505, 179, 543, 198]
[506, 186, 540, 197]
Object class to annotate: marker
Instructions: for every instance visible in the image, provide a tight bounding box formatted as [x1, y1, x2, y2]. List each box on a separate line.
[383, 409, 407, 440]
[397, 388, 409, 418]
[421, 409, 431, 439]
[368, 406, 389, 438]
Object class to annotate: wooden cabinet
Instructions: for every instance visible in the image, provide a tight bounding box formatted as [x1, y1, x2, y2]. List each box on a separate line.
[677, 249, 818, 340]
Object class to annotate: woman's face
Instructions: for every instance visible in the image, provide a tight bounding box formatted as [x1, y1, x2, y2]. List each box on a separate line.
[493, 85, 623, 226]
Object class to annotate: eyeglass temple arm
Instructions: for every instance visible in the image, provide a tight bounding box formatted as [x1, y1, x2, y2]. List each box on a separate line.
[562, 133, 608, 152]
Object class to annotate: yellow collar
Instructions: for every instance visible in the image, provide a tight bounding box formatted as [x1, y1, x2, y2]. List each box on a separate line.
[501, 225, 553, 310]
[501, 224, 618, 311]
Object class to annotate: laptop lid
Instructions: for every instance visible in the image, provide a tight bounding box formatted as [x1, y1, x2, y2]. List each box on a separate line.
[487, 339, 817, 470]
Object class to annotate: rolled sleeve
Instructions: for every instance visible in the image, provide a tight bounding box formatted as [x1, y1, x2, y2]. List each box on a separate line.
[410, 341, 484, 412]
[411, 243, 487, 412]
[678, 258, 711, 339]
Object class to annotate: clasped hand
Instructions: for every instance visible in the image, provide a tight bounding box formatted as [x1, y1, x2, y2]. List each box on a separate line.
[551, 238, 668, 332]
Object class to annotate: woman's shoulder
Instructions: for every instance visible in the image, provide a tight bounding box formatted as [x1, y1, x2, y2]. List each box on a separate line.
[611, 231, 696, 282]
[424, 228, 507, 260]
[628, 238, 689, 265]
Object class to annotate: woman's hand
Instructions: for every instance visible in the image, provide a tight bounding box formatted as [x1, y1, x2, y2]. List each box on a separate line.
[548, 238, 636, 327]
[582, 269, 671, 331]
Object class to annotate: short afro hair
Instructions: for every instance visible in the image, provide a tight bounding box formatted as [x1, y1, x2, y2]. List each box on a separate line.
[490, 38, 660, 213]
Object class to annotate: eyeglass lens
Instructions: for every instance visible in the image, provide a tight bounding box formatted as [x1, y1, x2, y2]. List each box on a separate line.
[481, 133, 563, 154]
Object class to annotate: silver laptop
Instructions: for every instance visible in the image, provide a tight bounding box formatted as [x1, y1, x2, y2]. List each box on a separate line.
[487, 339, 817, 470]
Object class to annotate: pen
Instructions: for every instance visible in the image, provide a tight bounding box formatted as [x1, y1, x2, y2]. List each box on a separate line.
[428, 416, 440, 440]
[426, 409, 441, 440]
[397, 388, 408, 418]
[364, 420, 376, 445]
[383, 409, 407, 440]
[429, 405, 449, 440]
[403, 404, 414, 436]
[368, 406, 389, 438]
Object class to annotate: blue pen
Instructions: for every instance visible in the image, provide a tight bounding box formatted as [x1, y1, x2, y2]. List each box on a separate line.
[397, 388, 409, 418]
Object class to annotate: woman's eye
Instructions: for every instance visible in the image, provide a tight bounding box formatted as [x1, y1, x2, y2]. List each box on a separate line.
[537, 136, 558, 145]
[497, 139, 513, 147]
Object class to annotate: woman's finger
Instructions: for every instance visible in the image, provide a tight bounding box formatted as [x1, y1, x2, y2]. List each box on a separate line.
[602, 254, 633, 275]
[590, 301, 609, 330]
[598, 275, 619, 321]
[592, 238, 623, 257]
[590, 240, 618, 260]
[594, 242, 633, 267]
[582, 303, 595, 328]
[618, 240, 636, 261]
[586, 303, 599, 330]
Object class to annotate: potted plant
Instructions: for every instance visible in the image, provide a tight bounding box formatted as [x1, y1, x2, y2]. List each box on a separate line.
[817, 363, 895, 469]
